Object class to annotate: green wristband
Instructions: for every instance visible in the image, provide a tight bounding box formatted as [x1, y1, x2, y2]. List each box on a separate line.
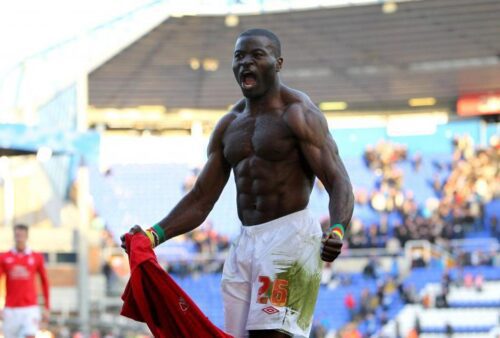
[152, 223, 166, 243]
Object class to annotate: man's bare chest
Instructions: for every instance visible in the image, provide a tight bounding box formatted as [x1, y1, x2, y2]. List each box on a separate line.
[222, 114, 297, 165]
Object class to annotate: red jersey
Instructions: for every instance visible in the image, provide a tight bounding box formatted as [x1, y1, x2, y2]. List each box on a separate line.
[0, 248, 50, 309]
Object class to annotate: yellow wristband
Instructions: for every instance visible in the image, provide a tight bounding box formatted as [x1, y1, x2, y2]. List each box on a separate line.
[144, 229, 156, 248]
[331, 228, 344, 240]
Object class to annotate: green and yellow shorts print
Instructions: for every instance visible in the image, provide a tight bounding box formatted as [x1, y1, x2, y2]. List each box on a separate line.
[221, 209, 323, 338]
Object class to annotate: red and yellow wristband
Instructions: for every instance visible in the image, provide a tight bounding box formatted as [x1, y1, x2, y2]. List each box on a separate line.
[145, 223, 166, 248]
[328, 223, 345, 240]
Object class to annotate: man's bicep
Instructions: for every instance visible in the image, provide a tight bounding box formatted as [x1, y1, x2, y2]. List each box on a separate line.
[193, 117, 232, 202]
[194, 150, 231, 201]
[302, 135, 347, 190]
[296, 110, 349, 192]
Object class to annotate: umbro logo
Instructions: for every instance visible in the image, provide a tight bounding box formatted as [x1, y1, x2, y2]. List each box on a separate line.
[179, 297, 189, 312]
[262, 306, 279, 315]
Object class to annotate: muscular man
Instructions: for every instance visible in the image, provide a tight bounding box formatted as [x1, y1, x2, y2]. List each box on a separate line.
[122, 28, 354, 338]
[0, 224, 50, 338]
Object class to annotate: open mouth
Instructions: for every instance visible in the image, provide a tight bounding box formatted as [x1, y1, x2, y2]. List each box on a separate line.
[241, 72, 257, 90]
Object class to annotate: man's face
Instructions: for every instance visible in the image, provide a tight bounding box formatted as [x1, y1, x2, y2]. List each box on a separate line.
[232, 35, 283, 99]
[14, 228, 28, 248]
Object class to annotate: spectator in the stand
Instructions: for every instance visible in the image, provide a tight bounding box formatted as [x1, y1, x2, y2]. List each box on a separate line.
[353, 188, 369, 206]
[370, 189, 387, 212]
[367, 223, 380, 247]
[359, 288, 371, 318]
[422, 293, 432, 308]
[490, 215, 498, 238]
[474, 274, 484, 292]
[362, 257, 381, 279]
[394, 223, 409, 246]
[411, 249, 427, 268]
[217, 235, 230, 252]
[102, 259, 114, 296]
[309, 321, 327, 338]
[363, 145, 377, 169]
[394, 320, 402, 338]
[399, 283, 417, 304]
[432, 173, 443, 197]
[411, 152, 422, 172]
[406, 328, 418, 338]
[442, 269, 451, 289]
[340, 323, 362, 338]
[445, 322, 453, 338]
[379, 311, 389, 326]
[435, 289, 448, 308]
[463, 272, 474, 288]
[347, 218, 368, 249]
[365, 313, 377, 336]
[344, 292, 356, 321]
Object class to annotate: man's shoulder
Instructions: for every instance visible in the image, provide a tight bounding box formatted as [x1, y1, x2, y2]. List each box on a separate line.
[221, 99, 245, 122]
[209, 100, 244, 143]
[282, 86, 321, 118]
[27, 251, 45, 260]
[282, 88, 323, 128]
[231, 98, 246, 114]
[0, 251, 12, 265]
[32, 252, 46, 265]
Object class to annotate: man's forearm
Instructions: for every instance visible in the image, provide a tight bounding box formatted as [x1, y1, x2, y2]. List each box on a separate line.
[156, 188, 215, 241]
[39, 272, 50, 310]
[328, 177, 354, 229]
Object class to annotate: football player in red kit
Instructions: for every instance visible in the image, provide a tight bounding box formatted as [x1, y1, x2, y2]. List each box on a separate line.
[0, 224, 50, 338]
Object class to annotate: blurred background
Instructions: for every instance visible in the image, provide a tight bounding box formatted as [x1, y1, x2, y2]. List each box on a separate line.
[0, 0, 498, 337]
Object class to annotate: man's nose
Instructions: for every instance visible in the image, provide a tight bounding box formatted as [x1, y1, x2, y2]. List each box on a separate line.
[241, 55, 254, 66]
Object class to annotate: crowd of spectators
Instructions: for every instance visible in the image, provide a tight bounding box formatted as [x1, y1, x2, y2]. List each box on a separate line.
[363, 141, 408, 172]
[347, 135, 499, 252]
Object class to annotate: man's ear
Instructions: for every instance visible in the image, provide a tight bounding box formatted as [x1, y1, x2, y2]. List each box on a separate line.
[276, 57, 283, 72]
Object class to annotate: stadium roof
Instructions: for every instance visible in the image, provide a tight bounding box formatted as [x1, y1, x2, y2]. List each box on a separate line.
[89, 0, 500, 111]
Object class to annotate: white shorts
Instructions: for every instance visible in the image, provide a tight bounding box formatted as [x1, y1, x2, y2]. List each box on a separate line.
[2, 306, 41, 338]
[221, 209, 323, 338]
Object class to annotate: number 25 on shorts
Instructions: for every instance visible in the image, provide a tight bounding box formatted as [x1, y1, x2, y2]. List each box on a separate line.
[257, 276, 288, 307]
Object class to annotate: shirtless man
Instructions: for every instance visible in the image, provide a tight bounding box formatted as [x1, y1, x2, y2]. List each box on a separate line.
[122, 28, 354, 338]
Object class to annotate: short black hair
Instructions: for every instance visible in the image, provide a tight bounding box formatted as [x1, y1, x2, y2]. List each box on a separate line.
[238, 28, 281, 57]
[14, 223, 29, 232]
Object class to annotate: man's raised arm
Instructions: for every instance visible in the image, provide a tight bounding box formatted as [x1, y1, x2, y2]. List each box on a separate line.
[285, 103, 354, 261]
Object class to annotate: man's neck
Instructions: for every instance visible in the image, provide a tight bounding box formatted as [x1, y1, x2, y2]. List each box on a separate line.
[15, 245, 27, 253]
[245, 83, 282, 114]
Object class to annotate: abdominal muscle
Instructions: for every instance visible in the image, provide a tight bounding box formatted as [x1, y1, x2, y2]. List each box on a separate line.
[234, 155, 314, 225]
